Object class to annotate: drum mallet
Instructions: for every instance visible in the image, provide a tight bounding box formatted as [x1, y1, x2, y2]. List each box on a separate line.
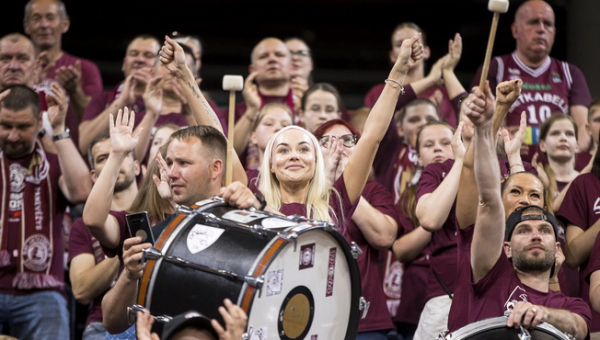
[222, 75, 244, 186]
[479, 0, 510, 91]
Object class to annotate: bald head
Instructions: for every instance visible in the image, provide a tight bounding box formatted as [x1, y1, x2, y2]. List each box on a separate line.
[249, 37, 292, 88]
[511, 0, 556, 65]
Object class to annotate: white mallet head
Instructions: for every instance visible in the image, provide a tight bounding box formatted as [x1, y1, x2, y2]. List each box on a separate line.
[488, 0, 509, 13]
[222, 75, 244, 91]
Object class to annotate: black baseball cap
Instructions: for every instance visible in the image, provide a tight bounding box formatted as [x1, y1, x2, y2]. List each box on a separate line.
[161, 310, 218, 340]
[505, 205, 559, 242]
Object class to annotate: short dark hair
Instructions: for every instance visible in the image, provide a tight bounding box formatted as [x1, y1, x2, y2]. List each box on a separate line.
[87, 131, 111, 169]
[170, 125, 227, 163]
[0, 84, 41, 119]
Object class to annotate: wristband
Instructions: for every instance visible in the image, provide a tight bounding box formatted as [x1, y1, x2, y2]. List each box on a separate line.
[52, 128, 71, 142]
[254, 193, 267, 210]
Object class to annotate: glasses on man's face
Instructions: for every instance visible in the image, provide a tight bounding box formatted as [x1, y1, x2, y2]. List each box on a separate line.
[290, 49, 310, 57]
[319, 134, 357, 148]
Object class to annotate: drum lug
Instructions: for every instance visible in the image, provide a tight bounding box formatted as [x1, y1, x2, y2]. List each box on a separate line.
[177, 205, 194, 215]
[281, 231, 299, 251]
[142, 247, 163, 263]
[350, 242, 362, 259]
[359, 296, 370, 319]
[518, 325, 531, 340]
[243, 275, 264, 289]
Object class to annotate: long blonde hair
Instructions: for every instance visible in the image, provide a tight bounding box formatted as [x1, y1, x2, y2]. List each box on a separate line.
[258, 126, 336, 223]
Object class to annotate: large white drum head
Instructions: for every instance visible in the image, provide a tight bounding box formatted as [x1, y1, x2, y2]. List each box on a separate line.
[245, 226, 355, 340]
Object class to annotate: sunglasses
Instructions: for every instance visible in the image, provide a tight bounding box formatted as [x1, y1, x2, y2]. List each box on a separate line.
[318, 134, 357, 148]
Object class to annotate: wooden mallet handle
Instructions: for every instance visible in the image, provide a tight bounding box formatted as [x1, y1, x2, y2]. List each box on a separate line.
[222, 75, 244, 186]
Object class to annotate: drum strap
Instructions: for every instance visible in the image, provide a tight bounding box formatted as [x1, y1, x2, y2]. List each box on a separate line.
[432, 268, 453, 300]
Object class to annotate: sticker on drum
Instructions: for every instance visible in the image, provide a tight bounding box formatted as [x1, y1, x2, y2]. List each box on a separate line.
[299, 244, 315, 269]
[445, 316, 574, 340]
[326, 247, 336, 297]
[262, 217, 297, 229]
[266, 269, 284, 296]
[186, 224, 225, 254]
[249, 326, 268, 340]
[222, 210, 268, 223]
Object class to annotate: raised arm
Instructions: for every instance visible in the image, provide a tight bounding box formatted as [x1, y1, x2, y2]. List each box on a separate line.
[455, 84, 501, 229]
[470, 80, 522, 283]
[442, 33, 467, 100]
[159, 36, 247, 185]
[47, 82, 92, 203]
[82, 108, 139, 249]
[233, 72, 261, 155]
[343, 33, 423, 203]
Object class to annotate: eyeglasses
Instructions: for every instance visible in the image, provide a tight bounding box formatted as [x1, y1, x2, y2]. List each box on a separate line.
[318, 134, 357, 148]
[290, 50, 310, 57]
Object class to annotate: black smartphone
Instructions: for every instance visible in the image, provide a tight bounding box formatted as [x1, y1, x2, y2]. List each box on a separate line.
[126, 211, 155, 245]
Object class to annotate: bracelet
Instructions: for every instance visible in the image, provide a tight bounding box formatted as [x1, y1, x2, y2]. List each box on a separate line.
[384, 79, 405, 95]
[253, 193, 267, 210]
[52, 128, 71, 142]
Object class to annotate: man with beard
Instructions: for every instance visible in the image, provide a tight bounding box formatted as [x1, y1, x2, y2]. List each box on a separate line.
[0, 84, 91, 339]
[67, 129, 140, 339]
[449, 79, 590, 340]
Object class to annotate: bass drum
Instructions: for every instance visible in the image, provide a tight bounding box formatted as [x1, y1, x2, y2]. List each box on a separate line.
[443, 316, 574, 340]
[138, 198, 361, 340]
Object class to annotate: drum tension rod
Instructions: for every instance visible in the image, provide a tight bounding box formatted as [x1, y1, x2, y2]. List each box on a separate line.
[519, 325, 531, 340]
[141, 248, 263, 287]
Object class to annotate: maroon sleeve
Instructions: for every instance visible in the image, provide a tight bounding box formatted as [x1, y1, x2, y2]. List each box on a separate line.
[556, 175, 590, 230]
[360, 181, 401, 235]
[68, 218, 94, 264]
[415, 161, 446, 201]
[568, 63, 592, 107]
[78, 58, 104, 97]
[585, 233, 600, 285]
[100, 211, 129, 259]
[82, 90, 112, 123]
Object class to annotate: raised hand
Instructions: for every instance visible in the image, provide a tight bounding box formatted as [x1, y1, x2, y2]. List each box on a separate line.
[152, 152, 173, 200]
[109, 107, 140, 156]
[392, 33, 424, 75]
[55, 60, 82, 94]
[211, 298, 248, 340]
[463, 81, 495, 126]
[159, 36, 189, 78]
[122, 236, 152, 281]
[452, 121, 466, 161]
[496, 79, 523, 108]
[142, 76, 164, 118]
[242, 71, 261, 113]
[45, 82, 68, 133]
[444, 33, 462, 71]
[503, 112, 527, 159]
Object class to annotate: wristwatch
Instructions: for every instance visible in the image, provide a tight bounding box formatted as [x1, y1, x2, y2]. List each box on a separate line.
[52, 128, 71, 142]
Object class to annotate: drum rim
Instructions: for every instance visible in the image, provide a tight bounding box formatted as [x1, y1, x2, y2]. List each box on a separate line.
[448, 316, 572, 340]
[241, 222, 361, 340]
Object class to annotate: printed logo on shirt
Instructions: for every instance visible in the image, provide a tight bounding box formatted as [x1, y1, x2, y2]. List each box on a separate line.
[593, 197, 600, 215]
[551, 72, 563, 84]
[504, 285, 528, 317]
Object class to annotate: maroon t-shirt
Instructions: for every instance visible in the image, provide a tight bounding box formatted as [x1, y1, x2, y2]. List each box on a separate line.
[44, 52, 103, 99]
[557, 173, 600, 331]
[373, 122, 418, 204]
[364, 83, 459, 128]
[416, 159, 459, 301]
[448, 224, 591, 333]
[584, 233, 600, 285]
[471, 53, 591, 145]
[68, 217, 119, 326]
[0, 150, 67, 296]
[393, 207, 430, 326]
[278, 176, 359, 232]
[345, 181, 399, 332]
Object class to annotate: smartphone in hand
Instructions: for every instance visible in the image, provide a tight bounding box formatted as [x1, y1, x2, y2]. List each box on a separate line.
[126, 211, 155, 245]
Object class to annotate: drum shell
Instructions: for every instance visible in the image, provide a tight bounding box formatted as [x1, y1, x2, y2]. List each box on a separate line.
[445, 316, 574, 340]
[138, 201, 362, 339]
